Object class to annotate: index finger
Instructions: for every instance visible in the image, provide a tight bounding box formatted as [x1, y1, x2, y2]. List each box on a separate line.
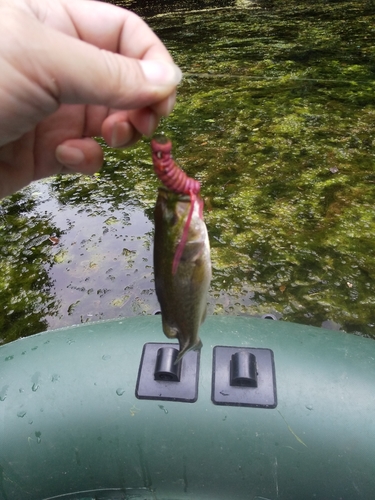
[43, 0, 173, 62]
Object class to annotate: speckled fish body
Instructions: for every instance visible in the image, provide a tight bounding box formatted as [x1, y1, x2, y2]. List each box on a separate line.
[154, 187, 211, 362]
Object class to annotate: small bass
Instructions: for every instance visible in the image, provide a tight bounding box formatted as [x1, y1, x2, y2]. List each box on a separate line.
[152, 136, 211, 362]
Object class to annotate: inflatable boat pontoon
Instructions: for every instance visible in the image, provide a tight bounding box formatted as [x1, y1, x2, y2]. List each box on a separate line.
[1, 315, 374, 499]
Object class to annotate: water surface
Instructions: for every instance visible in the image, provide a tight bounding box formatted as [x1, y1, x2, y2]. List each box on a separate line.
[1, 0, 374, 343]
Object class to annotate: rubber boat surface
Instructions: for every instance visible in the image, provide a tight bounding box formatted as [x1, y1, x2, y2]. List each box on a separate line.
[0, 315, 375, 499]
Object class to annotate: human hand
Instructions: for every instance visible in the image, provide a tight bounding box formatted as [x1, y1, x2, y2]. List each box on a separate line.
[0, 0, 181, 198]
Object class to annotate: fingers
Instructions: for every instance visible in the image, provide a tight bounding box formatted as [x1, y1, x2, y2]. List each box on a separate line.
[2, 1, 181, 124]
[152, 90, 177, 118]
[47, 41, 181, 110]
[101, 107, 165, 148]
[101, 112, 141, 148]
[27, 1, 183, 111]
[0, 0, 182, 198]
[0, 132, 35, 197]
[55, 137, 103, 174]
[60, 0, 172, 62]
[51, 1, 181, 122]
[0, 159, 30, 199]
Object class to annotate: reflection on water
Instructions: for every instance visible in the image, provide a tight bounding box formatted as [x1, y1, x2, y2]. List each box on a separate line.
[42, 185, 157, 330]
[0, 170, 160, 343]
[1, 0, 375, 343]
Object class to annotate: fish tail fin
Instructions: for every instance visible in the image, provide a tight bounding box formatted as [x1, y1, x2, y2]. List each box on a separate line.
[194, 338, 203, 352]
[175, 338, 203, 364]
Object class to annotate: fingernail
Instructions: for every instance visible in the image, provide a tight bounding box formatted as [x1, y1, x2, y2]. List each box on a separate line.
[111, 122, 129, 148]
[140, 60, 182, 87]
[161, 93, 176, 117]
[55, 145, 85, 166]
[144, 112, 158, 137]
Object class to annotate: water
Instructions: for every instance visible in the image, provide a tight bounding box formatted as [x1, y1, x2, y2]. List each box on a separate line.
[1, 0, 375, 343]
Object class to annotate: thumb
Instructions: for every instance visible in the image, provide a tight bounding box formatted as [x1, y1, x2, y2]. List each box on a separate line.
[37, 27, 182, 110]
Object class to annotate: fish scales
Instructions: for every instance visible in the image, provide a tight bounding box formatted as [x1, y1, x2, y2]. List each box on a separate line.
[154, 187, 211, 362]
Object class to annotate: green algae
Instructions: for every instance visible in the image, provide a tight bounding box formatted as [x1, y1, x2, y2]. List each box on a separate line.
[1, 0, 375, 342]
[0, 188, 60, 343]
[147, 0, 375, 336]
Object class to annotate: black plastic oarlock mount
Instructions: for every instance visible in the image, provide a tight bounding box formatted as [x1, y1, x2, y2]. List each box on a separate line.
[230, 350, 258, 387]
[212, 346, 277, 408]
[154, 346, 181, 381]
[136, 343, 277, 408]
[135, 343, 200, 403]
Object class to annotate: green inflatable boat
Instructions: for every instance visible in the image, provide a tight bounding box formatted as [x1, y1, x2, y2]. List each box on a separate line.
[0, 315, 374, 499]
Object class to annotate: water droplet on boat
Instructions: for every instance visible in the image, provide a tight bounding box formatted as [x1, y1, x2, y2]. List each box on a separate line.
[305, 404, 313, 411]
[35, 431, 41, 444]
[17, 410, 27, 418]
[102, 355, 111, 361]
[32, 383, 39, 392]
[116, 388, 125, 396]
[0, 386, 9, 401]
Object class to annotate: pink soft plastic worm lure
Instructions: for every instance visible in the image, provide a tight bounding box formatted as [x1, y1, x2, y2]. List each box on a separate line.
[151, 136, 200, 196]
[151, 136, 202, 274]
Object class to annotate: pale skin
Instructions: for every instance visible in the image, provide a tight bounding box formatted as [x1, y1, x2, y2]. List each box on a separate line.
[0, 0, 182, 198]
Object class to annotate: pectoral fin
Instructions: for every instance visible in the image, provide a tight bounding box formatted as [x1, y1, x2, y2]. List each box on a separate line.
[201, 304, 208, 324]
[162, 318, 178, 339]
[180, 240, 205, 263]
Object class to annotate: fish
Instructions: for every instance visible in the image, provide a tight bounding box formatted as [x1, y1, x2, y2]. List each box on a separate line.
[153, 187, 211, 362]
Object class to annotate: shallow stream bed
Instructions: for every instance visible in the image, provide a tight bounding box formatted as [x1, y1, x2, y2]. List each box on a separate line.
[1, 0, 375, 343]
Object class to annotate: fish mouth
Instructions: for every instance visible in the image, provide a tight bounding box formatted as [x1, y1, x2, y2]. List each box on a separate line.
[158, 186, 191, 202]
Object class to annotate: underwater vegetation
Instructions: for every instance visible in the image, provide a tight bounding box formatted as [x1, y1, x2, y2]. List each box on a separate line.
[146, 0, 375, 337]
[1, 0, 375, 342]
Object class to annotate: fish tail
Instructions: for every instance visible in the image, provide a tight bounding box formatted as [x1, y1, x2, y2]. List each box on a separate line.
[175, 338, 203, 364]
